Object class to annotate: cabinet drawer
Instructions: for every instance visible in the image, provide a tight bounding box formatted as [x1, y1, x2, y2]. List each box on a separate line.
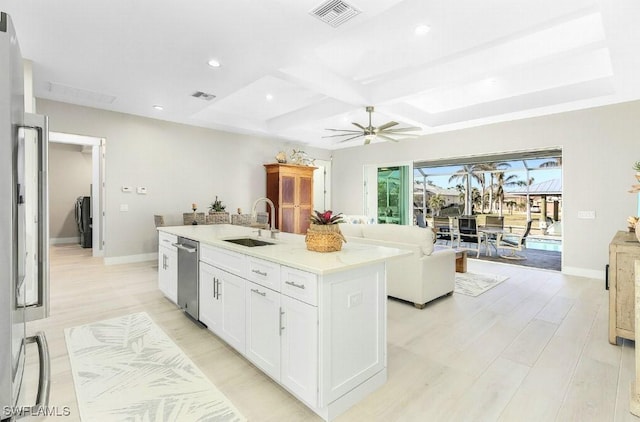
[200, 244, 246, 277]
[247, 257, 281, 292]
[158, 231, 177, 249]
[281, 266, 317, 306]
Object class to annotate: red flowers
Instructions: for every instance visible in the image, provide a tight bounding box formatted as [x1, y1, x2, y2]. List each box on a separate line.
[310, 210, 344, 225]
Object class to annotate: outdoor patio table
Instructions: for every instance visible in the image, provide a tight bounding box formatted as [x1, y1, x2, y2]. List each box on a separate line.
[478, 227, 508, 256]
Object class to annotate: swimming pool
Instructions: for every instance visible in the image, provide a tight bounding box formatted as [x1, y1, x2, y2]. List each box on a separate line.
[526, 237, 562, 252]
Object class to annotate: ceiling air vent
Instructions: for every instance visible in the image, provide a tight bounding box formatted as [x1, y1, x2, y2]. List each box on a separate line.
[191, 91, 216, 101]
[310, 0, 361, 28]
[46, 82, 116, 104]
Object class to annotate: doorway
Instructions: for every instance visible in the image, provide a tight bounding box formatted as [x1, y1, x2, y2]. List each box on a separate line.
[49, 132, 106, 257]
[363, 162, 412, 224]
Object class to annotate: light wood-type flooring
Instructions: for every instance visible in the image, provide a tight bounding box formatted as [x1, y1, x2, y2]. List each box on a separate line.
[19, 244, 639, 421]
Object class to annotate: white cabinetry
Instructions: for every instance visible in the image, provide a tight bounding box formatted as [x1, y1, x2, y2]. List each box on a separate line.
[245, 261, 320, 406]
[199, 261, 246, 353]
[158, 232, 177, 303]
[245, 281, 281, 380]
[159, 238, 388, 422]
[280, 294, 318, 405]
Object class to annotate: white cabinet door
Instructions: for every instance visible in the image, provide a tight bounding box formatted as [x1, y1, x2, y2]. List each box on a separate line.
[245, 281, 281, 380]
[158, 245, 177, 303]
[218, 269, 246, 353]
[281, 294, 318, 407]
[200, 262, 246, 353]
[199, 262, 222, 333]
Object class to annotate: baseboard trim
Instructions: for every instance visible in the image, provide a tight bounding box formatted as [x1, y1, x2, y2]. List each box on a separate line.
[562, 266, 604, 280]
[104, 253, 156, 266]
[50, 237, 79, 245]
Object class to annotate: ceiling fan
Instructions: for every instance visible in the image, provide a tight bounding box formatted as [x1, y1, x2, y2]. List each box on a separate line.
[323, 106, 421, 145]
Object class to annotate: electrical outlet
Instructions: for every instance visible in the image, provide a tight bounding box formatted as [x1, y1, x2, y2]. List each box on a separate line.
[120, 204, 128, 212]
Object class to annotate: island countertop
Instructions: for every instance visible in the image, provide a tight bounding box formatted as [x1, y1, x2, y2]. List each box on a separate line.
[158, 224, 411, 275]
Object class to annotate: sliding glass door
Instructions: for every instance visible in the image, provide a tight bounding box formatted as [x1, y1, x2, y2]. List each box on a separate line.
[363, 163, 412, 225]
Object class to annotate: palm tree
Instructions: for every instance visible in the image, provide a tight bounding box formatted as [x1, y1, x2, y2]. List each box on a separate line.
[539, 157, 562, 168]
[515, 176, 535, 220]
[470, 164, 489, 213]
[495, 172, 520, 216]
[448, 165, 483, 215]
[479, 162, 511, 213]
[428, 194, 445, 216]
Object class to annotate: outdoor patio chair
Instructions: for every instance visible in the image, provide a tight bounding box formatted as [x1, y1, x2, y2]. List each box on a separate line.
[433, 216, 454, 245]
[481, 215, 504, 248]
[458, 216, 481, 257]
[496, 220, 532, 259]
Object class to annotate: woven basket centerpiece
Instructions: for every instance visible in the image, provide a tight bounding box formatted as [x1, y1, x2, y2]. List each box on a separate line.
[305, 210, 346, 252]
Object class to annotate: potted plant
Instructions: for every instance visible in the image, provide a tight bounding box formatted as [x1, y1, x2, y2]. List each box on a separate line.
[306, 210, 346, 252]
[634, 161, 640, 181]
[207, 196, 229, 224]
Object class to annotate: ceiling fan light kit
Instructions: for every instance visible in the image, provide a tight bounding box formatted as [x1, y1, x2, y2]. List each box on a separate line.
[324, 106, 419, 145]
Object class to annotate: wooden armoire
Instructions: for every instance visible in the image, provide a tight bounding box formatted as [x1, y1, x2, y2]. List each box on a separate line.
[264, 163, 315, 234]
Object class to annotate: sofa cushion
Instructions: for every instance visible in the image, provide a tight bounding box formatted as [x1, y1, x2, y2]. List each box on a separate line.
[338, 223, 364, 238]
[361, 224, 434, 256]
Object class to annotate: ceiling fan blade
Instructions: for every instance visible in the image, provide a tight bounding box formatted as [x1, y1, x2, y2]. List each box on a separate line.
[384, 126, 421, 132]
[377, 134, 399, 142]
[376, 121, 399, 131]
[324, 128, 362, 133]
[338, 134, 365, 143]
[322, 132, 365, 138]
[352, 122, 367, 130]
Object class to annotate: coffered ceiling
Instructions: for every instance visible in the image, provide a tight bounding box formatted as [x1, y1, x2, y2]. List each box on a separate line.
[4, 0, 640, 149]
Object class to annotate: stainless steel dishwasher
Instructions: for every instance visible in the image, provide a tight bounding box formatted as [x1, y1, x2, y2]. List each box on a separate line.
[174, 237, 199, 321]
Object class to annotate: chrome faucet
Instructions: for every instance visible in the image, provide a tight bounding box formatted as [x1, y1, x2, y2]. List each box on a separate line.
[251, 197, 279, 239]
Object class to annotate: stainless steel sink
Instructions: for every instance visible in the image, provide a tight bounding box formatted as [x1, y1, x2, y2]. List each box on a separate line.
[223, 237, 274, 247]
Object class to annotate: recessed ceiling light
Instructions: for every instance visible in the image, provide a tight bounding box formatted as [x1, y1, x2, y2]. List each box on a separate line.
[152, 105, 164, 111]
[415, 24, 431, 36]
[266, 94, 274, 101]
[207, 59, 221, 68]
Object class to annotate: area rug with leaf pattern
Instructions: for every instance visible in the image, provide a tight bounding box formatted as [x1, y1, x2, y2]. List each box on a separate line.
[455, 272, 509, 297]
[64, 312, 246, 421]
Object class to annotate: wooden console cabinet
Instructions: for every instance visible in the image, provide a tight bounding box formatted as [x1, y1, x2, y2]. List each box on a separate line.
[609, 230, 640, 344]
[265, 164, 315, 234]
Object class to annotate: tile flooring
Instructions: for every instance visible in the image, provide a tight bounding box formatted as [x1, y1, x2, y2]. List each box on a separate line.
[20, 244, 638, 421]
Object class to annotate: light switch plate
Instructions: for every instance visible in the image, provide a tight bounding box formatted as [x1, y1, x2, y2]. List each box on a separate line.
[137, 187, 147, 194]
[122, 186, 132, 193]
[577, 210, 596, 219]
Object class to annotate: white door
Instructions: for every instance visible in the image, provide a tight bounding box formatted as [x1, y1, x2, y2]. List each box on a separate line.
[164, 246, 177, 303]
[245, 281, 280, 380]
[219, 270, 246, 353]
[313, 159, 331, 212]
[281, 295, 318, 406]
[199, 262, 222, 332]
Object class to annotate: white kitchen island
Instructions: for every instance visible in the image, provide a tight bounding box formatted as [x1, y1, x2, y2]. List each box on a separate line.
[157, 224, 410, 421]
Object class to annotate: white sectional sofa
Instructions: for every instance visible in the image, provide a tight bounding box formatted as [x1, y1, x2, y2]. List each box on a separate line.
[339, 223, 456, 309]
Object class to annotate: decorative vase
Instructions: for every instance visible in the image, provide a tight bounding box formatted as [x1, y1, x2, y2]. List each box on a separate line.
[636, 220, 640, 243]
[305, 224, 346, 252]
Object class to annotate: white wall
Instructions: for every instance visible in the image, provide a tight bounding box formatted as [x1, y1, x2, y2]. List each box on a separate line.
[48, 143, 92, 240]
[331, 100, 640, 277]
[36, 99, 330, 260]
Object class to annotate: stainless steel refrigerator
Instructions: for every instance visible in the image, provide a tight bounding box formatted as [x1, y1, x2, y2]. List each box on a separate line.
[1, 12, 51, 421]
